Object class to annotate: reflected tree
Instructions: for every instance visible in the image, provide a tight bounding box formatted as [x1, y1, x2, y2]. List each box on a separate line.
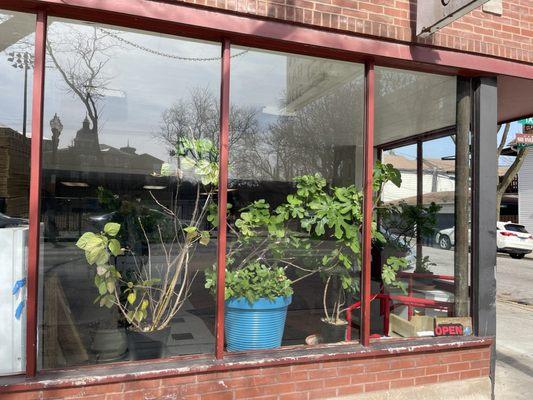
[46, 25, 116, 141]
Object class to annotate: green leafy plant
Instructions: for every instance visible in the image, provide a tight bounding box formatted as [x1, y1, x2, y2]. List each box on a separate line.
[205, 261, 293, 304]
[76, 137, 219, 332]
[211, 161, 406, 326]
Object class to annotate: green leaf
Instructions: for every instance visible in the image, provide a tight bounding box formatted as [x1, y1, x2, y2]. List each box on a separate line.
[108, 239, 122, 256]
[127, 291, 136, 305]
[86, 245, 108, 266]
[76, 232, 97, 249]
[96, 265, 107, 276]
[104, 222, 121, 237]
[98, 282, 107, 296]
[199, 231, 210, 246]
[141, 299, 149, 311]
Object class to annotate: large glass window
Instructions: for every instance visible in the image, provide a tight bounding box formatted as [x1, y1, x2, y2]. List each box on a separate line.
[0, 9, 34, 375]
[39, 18, 220, 368]
[375, 68, 471, 339]
[225, 47, 365, 349]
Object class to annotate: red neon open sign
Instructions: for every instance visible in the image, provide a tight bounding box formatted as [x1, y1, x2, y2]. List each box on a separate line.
[434, 323, 464, 336]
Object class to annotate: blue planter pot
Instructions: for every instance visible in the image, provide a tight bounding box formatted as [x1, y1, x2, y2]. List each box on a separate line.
[225, 296, 292, 352]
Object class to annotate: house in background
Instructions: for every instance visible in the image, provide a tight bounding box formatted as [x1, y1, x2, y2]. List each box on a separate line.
[382, 152, 512, 232]
[519, 151, 533, 231]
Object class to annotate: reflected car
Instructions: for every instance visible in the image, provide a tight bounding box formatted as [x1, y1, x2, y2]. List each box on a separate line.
[0, 212, 28, 228]
[435, 226, 471, 250]
[497, 222, 533, 259]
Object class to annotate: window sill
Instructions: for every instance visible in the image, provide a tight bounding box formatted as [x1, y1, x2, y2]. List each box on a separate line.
[0, 336, 493, 394]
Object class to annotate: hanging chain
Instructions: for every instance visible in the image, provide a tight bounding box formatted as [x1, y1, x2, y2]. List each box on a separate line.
[99, 28, 248, 62]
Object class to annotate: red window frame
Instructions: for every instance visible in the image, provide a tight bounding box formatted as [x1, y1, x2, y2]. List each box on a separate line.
[0, 0, 521, 379]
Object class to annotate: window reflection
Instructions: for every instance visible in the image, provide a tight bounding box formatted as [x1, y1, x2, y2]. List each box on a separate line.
[40, 19, 220, 368]
[227, 48, 365, 348]
[0, 9, 34, 376]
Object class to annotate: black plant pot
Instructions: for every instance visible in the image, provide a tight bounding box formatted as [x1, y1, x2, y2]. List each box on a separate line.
[127, 327, 171, 360]
[320, 320, 347, 343]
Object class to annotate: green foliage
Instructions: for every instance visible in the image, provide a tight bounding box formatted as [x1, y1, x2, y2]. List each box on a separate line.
[379, 200, 441, 252]
[216, 162, 408, 324]
[381, 256, 409, 293]
[205, 261, 293, 304]
[177, 137, 219, 186]
[76, 222, 162, 326]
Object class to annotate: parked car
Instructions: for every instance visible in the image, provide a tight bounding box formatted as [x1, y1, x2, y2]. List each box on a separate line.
[435, 222, 533, 259]
[435, 226, 470, 250]
[497, 222, 533, 259]
[0, 212, 28, 228]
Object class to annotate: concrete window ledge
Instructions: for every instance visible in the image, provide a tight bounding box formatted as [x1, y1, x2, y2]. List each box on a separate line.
[0, 336, 492, 395]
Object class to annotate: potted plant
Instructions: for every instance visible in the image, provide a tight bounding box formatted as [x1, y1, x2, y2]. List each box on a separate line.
[76, 137, 220, 360]
[206, 261, 293, 351]
[213, 162, 408, 344]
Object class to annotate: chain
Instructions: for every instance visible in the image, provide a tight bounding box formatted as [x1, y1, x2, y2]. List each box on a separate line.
[99, 28, 248, 61]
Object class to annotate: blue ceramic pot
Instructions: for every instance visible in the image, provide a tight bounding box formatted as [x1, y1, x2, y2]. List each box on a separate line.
[225, 296, 292, 352]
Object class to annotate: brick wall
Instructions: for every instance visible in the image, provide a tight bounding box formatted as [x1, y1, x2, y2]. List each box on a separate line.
[174, 0, 533, 64]
[0, 346, 491, 400]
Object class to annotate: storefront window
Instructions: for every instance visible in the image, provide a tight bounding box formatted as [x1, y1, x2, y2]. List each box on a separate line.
[375, 68, 471, 339]
[39, 18, 220, 368]
[0, 9, 34, 376]
[223, 47, 365, 349]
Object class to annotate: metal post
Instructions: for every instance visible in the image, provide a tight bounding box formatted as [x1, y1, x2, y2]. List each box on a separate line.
[23, 64, 28, 138]
[455, 77, 471, 317]
[416, 141, 423, 271]
[26, 10, 47, 377]
[471, 76, 497, 397]
[360, 61, 375, 346]
[215, 38, 230, 359]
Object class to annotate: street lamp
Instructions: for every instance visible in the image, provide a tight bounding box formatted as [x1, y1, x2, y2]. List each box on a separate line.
[49, 113, 63, 165]
[7, 51, 34, 137]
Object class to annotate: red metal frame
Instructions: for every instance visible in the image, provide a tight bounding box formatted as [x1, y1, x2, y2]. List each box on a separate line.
[414, 141, 423, 320]
[347, 273, 455, 339]
[215, 38, 230, 359]
[1, 0, 509, 379]
[360, 61, 375, 347]
[2, 0, 533, 80]
[26, 9, 47, 378]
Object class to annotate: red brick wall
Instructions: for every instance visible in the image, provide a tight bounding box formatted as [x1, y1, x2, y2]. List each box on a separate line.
[174, 0, 533, 64]
[0, 347, 491, 400]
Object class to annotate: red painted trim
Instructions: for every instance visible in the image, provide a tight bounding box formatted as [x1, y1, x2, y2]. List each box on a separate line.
[26, 10, 47, 378]
[1, 0, 532, 80]
[360, 61, 374, 347]
[0, 336, 493, 394]
[416, 140, 423, 296]
[215, 38, 230, 360]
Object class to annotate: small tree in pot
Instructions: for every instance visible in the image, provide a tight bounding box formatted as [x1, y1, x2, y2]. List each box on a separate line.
[76, 138, 219, 360]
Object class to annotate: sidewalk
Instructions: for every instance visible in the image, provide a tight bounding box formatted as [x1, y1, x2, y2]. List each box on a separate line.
[495, 300, 533, 399]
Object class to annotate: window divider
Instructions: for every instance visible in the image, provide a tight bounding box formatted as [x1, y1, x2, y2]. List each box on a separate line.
[26, 9, 48, 378]
[215, 38, 231, 359]
[360, 61, 375, 347]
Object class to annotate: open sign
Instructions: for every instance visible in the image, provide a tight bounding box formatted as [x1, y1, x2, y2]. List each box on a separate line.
[434, 323, 463, 336]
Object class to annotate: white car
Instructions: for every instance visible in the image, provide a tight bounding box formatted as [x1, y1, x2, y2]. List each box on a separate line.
[435, 226, 470, 250]
[435, 222, 533, 259]
[496, 222, 533, 259]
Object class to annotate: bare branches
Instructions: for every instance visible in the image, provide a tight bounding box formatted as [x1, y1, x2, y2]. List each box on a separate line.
[497, 123, 511, 157]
